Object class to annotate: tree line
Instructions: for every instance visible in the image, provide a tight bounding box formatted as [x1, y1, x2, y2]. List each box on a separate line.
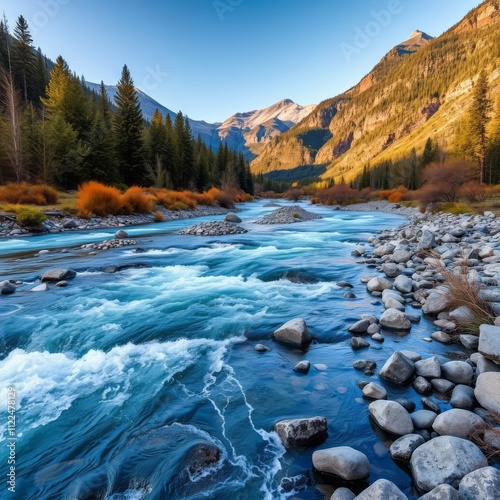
[0, 15, 254, 194]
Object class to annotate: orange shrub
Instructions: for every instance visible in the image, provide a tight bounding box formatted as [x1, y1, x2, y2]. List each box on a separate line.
[0, 182, 58, 205]
[206, 187, 235, 209]
[388, 191, 405, 203]
[154, 190, 197, 211]
[121, 186, 154, 214]
[154, 211, 164, 222]
[76, 181, 122, 217]
[317, 185, 360, 205]
[194, 192, 214, 206]
[234, 193, 254, 203]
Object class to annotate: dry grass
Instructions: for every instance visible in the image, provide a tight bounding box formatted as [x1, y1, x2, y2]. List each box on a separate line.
[121, 186, 155, 214]
[76, 182, 123, 218]
[0, 182, 58, 205]
[470, 413, 500, 462]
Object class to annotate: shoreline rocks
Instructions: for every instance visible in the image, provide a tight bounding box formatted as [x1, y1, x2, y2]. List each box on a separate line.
[179, 221, 248, 236]
[255, 206, 322, 224]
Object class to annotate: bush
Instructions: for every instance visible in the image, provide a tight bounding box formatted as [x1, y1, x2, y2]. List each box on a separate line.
[153, 211, 164, 222]
[15, 206, 47, 226]
[316, 184, 360, 205]
[285, 188, 304, 201]
[76, 181, 122, 217]
[206, 187, 235, 209]
[0, 182, 58, 205]
[441, 202, 475, 215]
[154, 190, 197, 210]
[388, 191, 405, 203]
[121, 186, 154, 214]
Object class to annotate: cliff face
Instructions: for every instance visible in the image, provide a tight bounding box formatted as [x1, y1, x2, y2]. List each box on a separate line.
[251, 0, 500, 182]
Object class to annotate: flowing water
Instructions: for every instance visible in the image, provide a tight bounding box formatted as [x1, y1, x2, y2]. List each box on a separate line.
[0, 200, 468, 499]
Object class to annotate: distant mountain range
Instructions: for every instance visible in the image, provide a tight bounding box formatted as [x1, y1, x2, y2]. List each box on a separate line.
[85, 81, 315, 160]
[250, 0, 500, 182]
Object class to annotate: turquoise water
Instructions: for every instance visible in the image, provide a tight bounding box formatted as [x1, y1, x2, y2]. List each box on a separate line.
[0, 201, 465, 499]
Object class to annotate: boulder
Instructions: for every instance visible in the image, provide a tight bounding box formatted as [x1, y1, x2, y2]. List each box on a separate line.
[379, 352, 415, 385]
[351, 337, 370, 349]
[40, 269, 77, 282]
[30, 283, 49, 292]
[460, 334, 479, 350]
[450, 385, 476, 411]
[475, 372, 500, 414]
[432, 409, 484, 439]
[362, 382, 387, 400]
[419, 484, 463, 500]
[382, 263, 400, 278]
[63, 219, 78, 229]
[369, 400, 414, 436]
[419, 230, 437, 250]
[431, 378, 456, 394]
[410, 436, 488, 492]
[354, 479, 407, 499]
[0, 280, 16, 295]
[441, 361, 474, 385]
[390, 434, 425, 461]
[367, 277, 393, 293]
[393, 249, 413, 264]
[224, 213, 242, 223]
[273, 318, 311, 348]
[431, 331, 453, 344]
[394, 275, 413, 294]
[413, 376, 433, 395]
[293, 360, 311, 374]
[411, 410, 438, 429]
[254, 344, 270, 352]
[458, 466, 500, 500]
[115, 230, 128, 239]
[348, 320, 370, 334]
[478, 324, 500, 363]
[330, 487, 355, 500]
[379, 309, 411, 330]
[399, 350, 421, 362]
[415, 357, 442, 379]
[474, 354, 500, 375]
[275, 417, 327, 448]
[422, 292, 449, 315]
[383, 298, 406, 312]
[312, 446, 370, 480]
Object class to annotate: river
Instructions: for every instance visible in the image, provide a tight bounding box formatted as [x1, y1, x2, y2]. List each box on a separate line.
[0, 200, 465, 499]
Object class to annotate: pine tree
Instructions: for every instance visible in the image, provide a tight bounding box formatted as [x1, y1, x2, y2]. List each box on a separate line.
[12, 16, 37, 103]
[180, 116, 195, 188]
[421, 138, 437, 166]
[113, 65, 145, 185]
[0, 15, 11, 73]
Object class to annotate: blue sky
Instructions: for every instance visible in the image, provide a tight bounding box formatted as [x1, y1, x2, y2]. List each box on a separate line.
[3, 0, 481, 122]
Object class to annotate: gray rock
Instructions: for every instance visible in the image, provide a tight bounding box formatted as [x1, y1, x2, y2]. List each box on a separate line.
[275, 416, 327, 448]
[394, 275, 413, 294]
[382, 263, 400, 278]
[441, 361, 474, 385]
[394, 398, 416, 413]
[419, 230, 437, 250]
[0, 280, 16, 295]
[353, 360, 377, 371]
[484, 429, 500, 449]
[432, 409, 484, 439]
[331, 488, 355, 500]
[415, 357, 442, 379]
[413, 376, 433, 395]
[40, 269, 77, 282]
[399, 350, 421, 362]
[255, 344, 270, 353]
[383, 297, 406, 312]
[422, 397, 441, 413]
[423, 292, 449, 316]
[63, 219, 78, 229]
[367, 323, 380, 335]
[478, 324, 500, 363]
[273, 318, 311, 348]
[351, 337, 370, 349]
[312, 446, 370, 480]
[369, 400, 414, 436]
[293, 360, 311, 373]
[460, 335, 479, 350]
[367, 277, 393, 293]
[450, 385, 476, 411]
[349, 320, 370, 334]
[410, 436, 488, 491]
[419, 484, 463, 500]
[458, 466, 500, 500]
[115, 230, 128, 239]
[431, 331, 453, 344]
[393, 249, 413, 264]
[362, 382, 387, 400]
[431, 378, 456, 394]
[56, 280, 68, 287]
[30, 283, 49, 292]
[380, 309, 411, 330]
[474, 353, 500, 375]
[379, 352, 415, 385]
[390, 434, 425, 461]
[475, 372, 500, 414]
[354, 479, 407, 499]
[224, 213, 242, 223]
[411, 410, 438, 429]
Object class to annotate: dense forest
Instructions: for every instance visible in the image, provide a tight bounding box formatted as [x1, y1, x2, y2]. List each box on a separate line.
[0, 15, 254, 194]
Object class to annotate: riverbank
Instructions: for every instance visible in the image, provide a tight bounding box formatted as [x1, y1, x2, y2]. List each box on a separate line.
[335, 199, 421, 219]
[0, 205, 233, 238]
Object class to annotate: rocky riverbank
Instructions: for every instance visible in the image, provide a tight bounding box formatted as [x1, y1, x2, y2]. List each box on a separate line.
[0, 206, 232, 238]
[335, 199, 421, 219]
[265, 208, 500, 498]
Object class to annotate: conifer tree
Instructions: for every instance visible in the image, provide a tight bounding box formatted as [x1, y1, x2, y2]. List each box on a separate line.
[12, 16, 37, 103]
[113, 65, 145, 185]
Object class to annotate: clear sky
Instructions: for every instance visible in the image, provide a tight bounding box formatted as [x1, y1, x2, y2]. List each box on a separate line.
[2, 0, 482, 123]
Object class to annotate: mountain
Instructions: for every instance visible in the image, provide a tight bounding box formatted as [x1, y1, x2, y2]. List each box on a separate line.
[250, 0, 500, 183]
[85, 82, 314, 159]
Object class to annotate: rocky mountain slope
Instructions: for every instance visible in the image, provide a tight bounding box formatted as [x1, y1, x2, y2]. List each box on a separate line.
[86, 82, 314, 159]
[251, 0, 500, 183]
